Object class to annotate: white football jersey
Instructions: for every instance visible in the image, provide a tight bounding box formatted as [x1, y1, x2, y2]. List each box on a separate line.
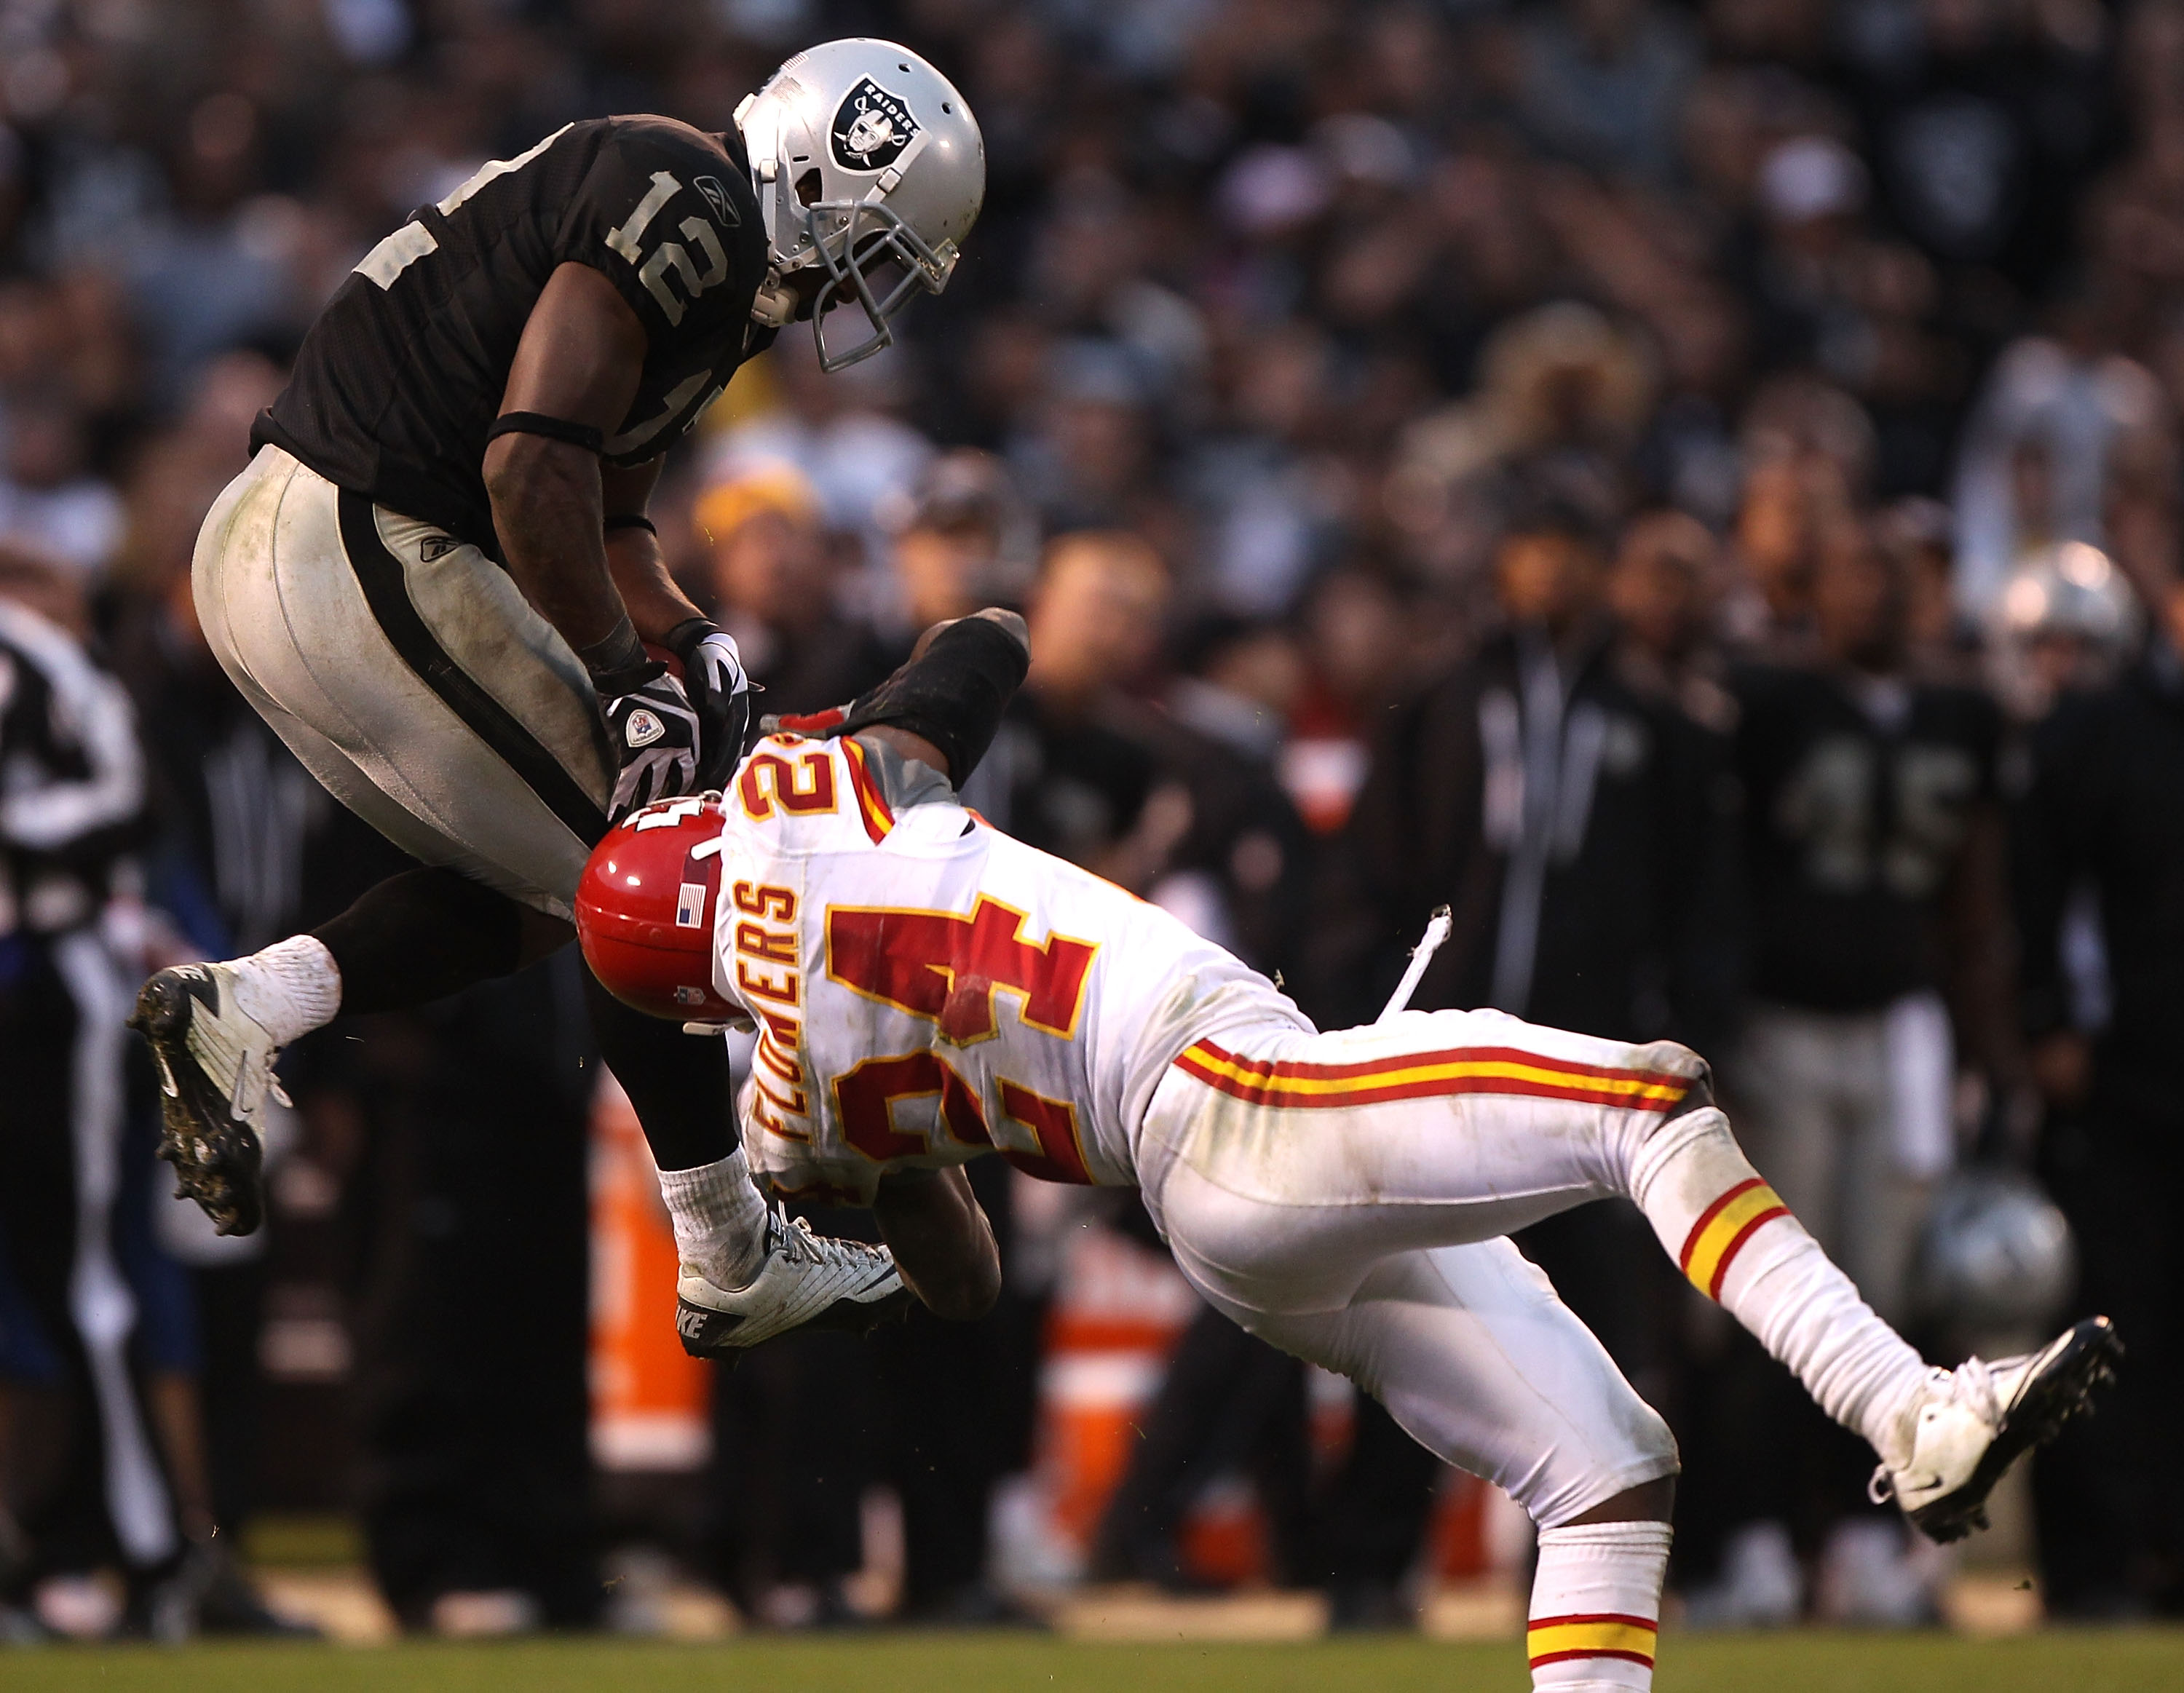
[708, 734, 1308, 1204]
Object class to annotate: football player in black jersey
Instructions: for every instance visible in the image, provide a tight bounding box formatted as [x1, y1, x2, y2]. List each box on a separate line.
[130, 40, 986, 1352]
[1715, 512, 2017, 1615]
[1728, 513, 2011, 1296]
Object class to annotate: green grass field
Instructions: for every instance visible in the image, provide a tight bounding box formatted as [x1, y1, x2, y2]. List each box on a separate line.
[7, 1631, 2184, 1693]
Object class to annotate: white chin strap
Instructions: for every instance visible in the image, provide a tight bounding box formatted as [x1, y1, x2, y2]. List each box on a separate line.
[750, 279, 798, 330]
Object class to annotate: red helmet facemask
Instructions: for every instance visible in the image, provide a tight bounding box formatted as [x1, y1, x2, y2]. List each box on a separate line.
[575, 795, 739, 1023]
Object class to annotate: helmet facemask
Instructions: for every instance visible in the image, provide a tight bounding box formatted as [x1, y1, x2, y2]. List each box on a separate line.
[800, 194, 958, 372]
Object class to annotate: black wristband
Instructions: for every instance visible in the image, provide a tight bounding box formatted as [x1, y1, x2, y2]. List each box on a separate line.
[486, 412, 605, 453]
[604, 514, 657, 536]
[577, 616, 654, 694]
[660, 616, 719, 663]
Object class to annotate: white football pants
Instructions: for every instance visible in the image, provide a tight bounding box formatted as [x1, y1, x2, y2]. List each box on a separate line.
[1138, 1006, 1927, 1531]
[193, 445, 614, 918]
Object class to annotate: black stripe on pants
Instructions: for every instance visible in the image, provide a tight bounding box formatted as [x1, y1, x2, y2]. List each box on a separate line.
[336, 490, 608, 849]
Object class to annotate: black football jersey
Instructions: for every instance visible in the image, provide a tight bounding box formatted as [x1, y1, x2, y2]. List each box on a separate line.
[256, 116, 772, 555]
[1732, 663, 2001, 1011]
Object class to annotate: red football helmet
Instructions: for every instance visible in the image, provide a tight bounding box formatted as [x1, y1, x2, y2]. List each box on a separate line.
[575, 794, 738, 1022]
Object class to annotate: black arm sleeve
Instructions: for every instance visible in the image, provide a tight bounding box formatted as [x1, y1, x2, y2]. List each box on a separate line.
[834, 613, 1032, 785]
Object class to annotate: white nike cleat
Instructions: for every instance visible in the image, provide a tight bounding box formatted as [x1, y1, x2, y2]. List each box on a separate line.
[128, 963, 287, 1237]
[674, 1208, 911, 1357]
[1872, 1316, 2123, 1543]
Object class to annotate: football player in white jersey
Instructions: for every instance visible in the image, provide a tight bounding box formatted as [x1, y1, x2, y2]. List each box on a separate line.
[577, 613, 2116, 1689]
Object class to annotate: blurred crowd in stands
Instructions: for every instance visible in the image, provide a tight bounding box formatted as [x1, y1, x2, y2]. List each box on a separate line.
[1, 0, 2183, 1641]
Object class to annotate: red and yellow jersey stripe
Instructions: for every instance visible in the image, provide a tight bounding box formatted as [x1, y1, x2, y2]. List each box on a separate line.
[839, 736, 895, 844]
[1526, 1611, 1658, 1670]
[1172, 1038, 1693, 1114]
[1678, 1176, 1790, 1299]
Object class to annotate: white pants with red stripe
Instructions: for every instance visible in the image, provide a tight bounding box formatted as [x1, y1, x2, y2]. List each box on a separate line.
[1136, 1005, 1926, 1531]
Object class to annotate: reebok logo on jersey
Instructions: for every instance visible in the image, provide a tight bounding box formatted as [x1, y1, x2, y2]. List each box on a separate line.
[625, 707, 667, 748]
[419, 534, 459, 562]
[831, 77, 919, 173]
[693, 175, 737, 227]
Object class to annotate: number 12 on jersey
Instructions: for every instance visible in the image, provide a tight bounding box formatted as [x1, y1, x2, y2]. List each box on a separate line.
[606, 170, 731, 327]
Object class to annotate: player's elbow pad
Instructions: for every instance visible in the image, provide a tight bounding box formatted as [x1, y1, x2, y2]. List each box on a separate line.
[837, 611, 1029, 785]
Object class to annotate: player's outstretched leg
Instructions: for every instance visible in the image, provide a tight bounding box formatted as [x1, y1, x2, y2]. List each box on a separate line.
[1625, 1082, 2121, 1542]
[1187, 1238, 1683, 1690]
[132, 865, 520, 1234]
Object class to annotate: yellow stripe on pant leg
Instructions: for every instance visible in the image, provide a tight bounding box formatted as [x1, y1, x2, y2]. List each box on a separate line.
[1526, 1617, 1658, 1667]
[1179, 1045, 1686, 1106]
[1681, 1182, 1789, 1299]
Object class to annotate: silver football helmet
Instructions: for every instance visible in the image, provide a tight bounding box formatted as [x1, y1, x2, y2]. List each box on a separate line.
[1990, 541, 2141, 714]
[1915, 1167, 2078, 1338]
[1998, 541, 2140, 649]
[735, 39, 985, 372]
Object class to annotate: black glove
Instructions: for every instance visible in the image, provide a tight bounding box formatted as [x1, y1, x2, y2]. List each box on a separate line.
[663, 617, 753, 791]
[600, 670, 703, 821]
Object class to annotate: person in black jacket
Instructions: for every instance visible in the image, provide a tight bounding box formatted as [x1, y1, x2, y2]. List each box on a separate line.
[1318, 499, 1737, 1062]
[1727, 516, 2012, 1317]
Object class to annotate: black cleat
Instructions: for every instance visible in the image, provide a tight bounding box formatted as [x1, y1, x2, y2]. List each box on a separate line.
[128, 965, 280, 1237]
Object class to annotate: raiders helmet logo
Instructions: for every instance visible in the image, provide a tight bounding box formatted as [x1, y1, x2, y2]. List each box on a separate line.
[831, 76, 919, 173]
[693, 175, 737, 228]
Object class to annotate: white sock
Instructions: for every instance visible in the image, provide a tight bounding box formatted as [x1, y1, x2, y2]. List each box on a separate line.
[225, 935, 342, 1046]
[1528, 1520, 1671, 1690]
[657, 1148, 769, 1289]
[1629, 1107, 1930, 1466]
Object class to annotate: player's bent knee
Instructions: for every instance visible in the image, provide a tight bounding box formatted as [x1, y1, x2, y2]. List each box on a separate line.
[1566, 1474, 1678, 1526]
[1524, 1390, 1680, 1531]
[1658, 1060, 1714, 1121]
